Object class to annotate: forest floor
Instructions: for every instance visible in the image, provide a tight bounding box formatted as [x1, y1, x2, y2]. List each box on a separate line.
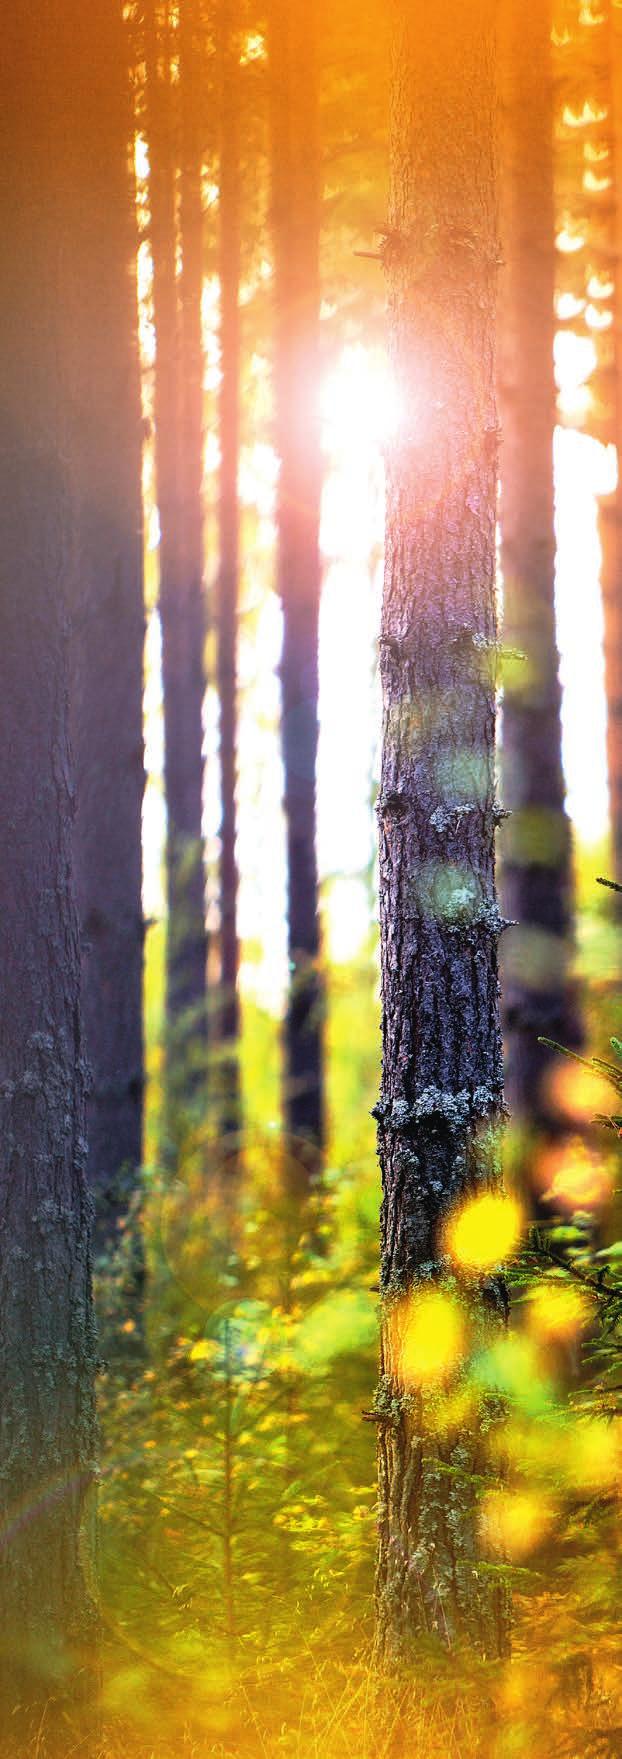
[65, 851, 622, 1758]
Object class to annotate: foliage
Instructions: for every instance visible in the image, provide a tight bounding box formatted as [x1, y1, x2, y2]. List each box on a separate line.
[82, 913, 622, 1758]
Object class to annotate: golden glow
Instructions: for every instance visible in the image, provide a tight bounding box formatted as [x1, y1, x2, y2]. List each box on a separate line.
[566, 1420, 620, 1491]
[562, 100, 608, 128]
[401, 1289, 466, 1387]
[585, 303, 613, 330]
[587, 271, 614, 298]
[535, 1136, 613, 1211]
[555, 329, 597, 423]
[556, 292, 585, 320]
[583, 170, 612, 194]
[188, 1339, 216, 1364]
[480, 1488, 555, 1559]
[241, 31, 265, 64]
[543, 1060, 616, 1125]
[446, 1192, 523, 1272]
[556, 226, 586, 253]
[526, 1281, 592, 1342]
[585, 142, 610, 164]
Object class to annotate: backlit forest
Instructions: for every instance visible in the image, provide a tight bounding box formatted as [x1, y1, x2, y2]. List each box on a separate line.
[2, 1, 622, 1755]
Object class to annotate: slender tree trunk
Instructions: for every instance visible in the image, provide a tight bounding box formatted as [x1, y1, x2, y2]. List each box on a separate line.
[217, 0, 243, 1139]
[146, 0, 208, 1047]
[498, 0, 579, 1131]
[600, 0, 622, 882]
[268, 0, 325, 1163]
[374, 0, 510, 1660]
[0, 4, 98, 1729]
[71, 0, 145, 1264]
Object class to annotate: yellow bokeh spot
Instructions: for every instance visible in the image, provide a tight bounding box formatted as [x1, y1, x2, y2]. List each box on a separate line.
[480, 1487, 554, 1559]
[446, 1192, 523, 1271]
[188, 1338, 214, 1363]
[401, 1289, 465, 1386]
[566, 1420, 620, 1492]
[527, 1280, 591, 1341]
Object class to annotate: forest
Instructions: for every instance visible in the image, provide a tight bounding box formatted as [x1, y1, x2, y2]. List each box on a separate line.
[2, 0, 622, 1753]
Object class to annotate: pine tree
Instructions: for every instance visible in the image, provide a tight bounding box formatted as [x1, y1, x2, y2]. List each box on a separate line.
[498, 0, 579, 1133]
[553, 0, 622, 880]
[217, 0, 243, 1137]
[145, 0, 208, 1048]
[597, 0, 622, 881]
[268, 0, 325, 1164]
[374, 0, 510, 1658]
[71, 0, 145, 1260]
[0, 1, 98, 1725]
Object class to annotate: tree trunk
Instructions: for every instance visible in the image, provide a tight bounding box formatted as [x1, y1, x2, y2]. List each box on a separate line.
[0, 3, 98, 1729]
[71, 0, 145, 1265]
[217, 0, 243, 1140]
[498, 0, 579, 1131]
[268, 0, 325, 1163]
[600, 0, 622, 882]
[374, 0, 510, 1660]
[146, 0, 208, 1048]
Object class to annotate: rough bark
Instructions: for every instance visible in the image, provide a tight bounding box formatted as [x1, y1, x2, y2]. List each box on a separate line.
[268, 0, 325, 1161]
[498, 0, 579, 1131]
[146, 0, 208, 1046]
[0, 3, 98, 1731]
[375, 0, 510, 1660]
[70, 0, 145, 1263]
[217, 0, 243, 1138]
[600, 1, 622, 882]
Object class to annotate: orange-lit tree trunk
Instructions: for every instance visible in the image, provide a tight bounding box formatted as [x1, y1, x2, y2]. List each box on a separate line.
[498, 0, 579, 1133]
[374, 0, 509, 1658]
[146, 0, 208, 1051]
[0, 1, 98, 1727]
[217, 0, 243, 1138]
[268, 0, 325, 1164]
[71, 0, 145, 1264]
[599, 1, 622, 881]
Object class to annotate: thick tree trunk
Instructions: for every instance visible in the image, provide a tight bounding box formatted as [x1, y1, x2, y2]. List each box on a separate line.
[217, 0, 243, 1138]
[498, 0, 579, 1130]
[268, 0, 325, 1161]
[0, 4, 98, 1730]
[71, 0, 145, 1264]
[600, 1, 622, 882]
[146, 0, 208, 1046]
[375, 0, 510, 1660]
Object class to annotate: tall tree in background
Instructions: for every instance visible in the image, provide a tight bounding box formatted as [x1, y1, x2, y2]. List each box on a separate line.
[71, 0, 145, 1258]
[553, 0, 622, 884]
[268, 0, 325, 1163]
[217, 0, 243, 1137]
[0, 2, 98, 1725]
[498, 0, 578, 1136]
[374, 0, 509, 1656]
[146, 0, 208, 1050]
[598, 0, 622, 881]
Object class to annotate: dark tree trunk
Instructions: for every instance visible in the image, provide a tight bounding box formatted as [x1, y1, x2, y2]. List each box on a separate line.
[71, 0, 145, 1264]
[498, 0, 579, 1131]
[0, 3, 98, 1730]
[268, 0, 325, 1163]
[217, 0, 243, 1138]
[146, 0, 208, 1047]
[600, 1, 622, 882]
[374, 0, 510, 1660]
